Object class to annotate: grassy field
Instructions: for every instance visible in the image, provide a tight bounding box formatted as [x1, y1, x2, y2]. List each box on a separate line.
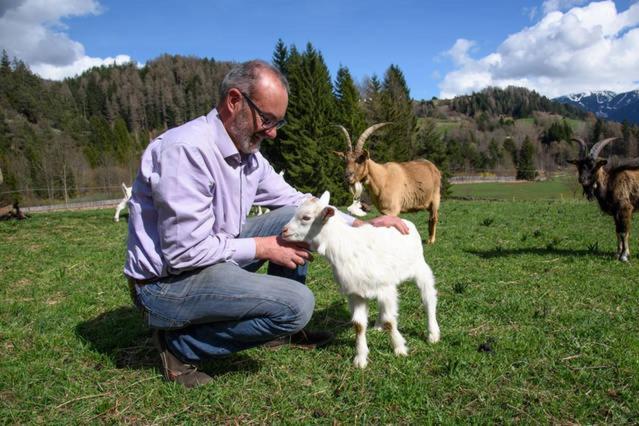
[450, 174, 582, 201]
[1, 187, 639, 423]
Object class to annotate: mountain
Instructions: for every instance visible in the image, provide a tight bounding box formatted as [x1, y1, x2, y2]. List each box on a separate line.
[554, 89, 639, 124]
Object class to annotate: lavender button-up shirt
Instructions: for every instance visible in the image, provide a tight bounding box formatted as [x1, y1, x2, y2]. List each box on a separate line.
[124, 108, 349, 280]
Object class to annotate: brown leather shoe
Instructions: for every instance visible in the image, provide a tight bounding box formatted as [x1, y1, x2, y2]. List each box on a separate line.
[151, 330, 212, 388]
[263, 329, 334, 350]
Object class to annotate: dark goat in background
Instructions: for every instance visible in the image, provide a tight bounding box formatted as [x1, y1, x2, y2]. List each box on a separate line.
[569, 137, 639, 261]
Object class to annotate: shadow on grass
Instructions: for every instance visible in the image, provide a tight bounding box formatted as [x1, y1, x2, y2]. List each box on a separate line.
[76, 306, 259, 376]
[465, 246, 613, 259]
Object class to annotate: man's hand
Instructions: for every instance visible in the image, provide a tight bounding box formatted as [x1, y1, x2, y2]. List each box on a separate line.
[353, 215, 410, 235]
[255, 236, 314, 269]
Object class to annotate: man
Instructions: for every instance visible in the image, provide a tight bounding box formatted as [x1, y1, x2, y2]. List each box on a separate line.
[125, 60, 408, 388]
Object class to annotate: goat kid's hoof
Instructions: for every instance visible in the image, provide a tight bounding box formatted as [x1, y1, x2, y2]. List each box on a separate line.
[428, 330, 440, 343]
[394, 345, 408, 356]
[372, 322, 384, 331]
[353, 355, 368, 369]
[619, 255, 629, 262]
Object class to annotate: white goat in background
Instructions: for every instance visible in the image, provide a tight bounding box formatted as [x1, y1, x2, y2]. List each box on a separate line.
[282, 191, 439, 368]
[114, 183, 132, 222]
[253, 170, 285, 216]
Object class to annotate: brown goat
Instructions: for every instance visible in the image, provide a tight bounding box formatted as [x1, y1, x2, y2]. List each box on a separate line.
[569, 137, 639, 261]
[334, 123, 441, 244]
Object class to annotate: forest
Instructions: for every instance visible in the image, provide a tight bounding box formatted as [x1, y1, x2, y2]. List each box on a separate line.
[1, 40, 639, 206]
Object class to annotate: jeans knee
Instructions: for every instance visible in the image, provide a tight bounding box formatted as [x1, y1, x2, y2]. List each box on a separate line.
[283, 285, 315, 333]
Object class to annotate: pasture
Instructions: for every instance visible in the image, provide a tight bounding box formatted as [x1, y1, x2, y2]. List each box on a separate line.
[1, 188, 638, 423]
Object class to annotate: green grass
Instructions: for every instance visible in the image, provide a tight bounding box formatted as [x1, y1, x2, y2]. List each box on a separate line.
[2, 194, 639, 423]
[451, 174, 582, 201]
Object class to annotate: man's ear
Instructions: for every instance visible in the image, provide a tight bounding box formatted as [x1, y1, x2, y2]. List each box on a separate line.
[322, 206, 335, 224]
[227, 88, 243, 113]
[356, 150, 369, 164]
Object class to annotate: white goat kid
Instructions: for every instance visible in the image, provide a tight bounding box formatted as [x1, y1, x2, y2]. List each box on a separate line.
[282, 192, 439, 368]
[114, 183, 132, 222]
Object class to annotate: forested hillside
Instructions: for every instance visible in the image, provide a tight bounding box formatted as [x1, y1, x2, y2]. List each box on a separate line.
[2, 41, 639, 206]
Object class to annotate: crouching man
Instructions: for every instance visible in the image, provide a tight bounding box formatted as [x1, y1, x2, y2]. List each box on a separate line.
[124, 59, 406, 388]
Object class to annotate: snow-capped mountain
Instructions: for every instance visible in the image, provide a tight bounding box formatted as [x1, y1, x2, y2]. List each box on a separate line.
[554, 90, 639, 124]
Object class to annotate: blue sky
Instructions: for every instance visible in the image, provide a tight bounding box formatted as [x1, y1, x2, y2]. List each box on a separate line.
[1, 0, 638, 100]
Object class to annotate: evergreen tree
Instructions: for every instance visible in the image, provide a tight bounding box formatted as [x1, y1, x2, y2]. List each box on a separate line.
[377, 65, 416, 162]
[277, 43, 346, 203]
[516, 136, 537, 180]
[415, 119, 450, 196]
[334, 66, 367, 147]
[272, 39, 289, 76]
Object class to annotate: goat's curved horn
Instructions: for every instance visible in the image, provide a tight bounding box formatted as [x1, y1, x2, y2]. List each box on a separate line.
[334, 125, 353, 152]
[354, 122, 391, 153]
[589, 137, 618, 159]
[571, 137, 588, 159]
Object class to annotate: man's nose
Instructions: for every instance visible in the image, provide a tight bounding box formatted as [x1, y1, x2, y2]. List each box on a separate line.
[264, 126, 278, 139]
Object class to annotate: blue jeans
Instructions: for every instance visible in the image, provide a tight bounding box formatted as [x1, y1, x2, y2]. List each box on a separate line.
[135, 206, 314, 363]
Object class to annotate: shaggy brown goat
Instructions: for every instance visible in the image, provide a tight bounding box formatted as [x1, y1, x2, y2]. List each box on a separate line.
[569, 137, 639, 261]
[334, 123, 441, 244]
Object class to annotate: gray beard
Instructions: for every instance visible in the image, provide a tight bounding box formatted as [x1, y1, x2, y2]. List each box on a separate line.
[229, 112, 262, 154]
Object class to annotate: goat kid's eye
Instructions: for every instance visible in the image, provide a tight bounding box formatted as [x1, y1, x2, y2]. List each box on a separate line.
[302, 215, 312, 222]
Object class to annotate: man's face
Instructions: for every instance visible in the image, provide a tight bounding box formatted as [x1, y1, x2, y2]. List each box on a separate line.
[228, 75, 288, 155]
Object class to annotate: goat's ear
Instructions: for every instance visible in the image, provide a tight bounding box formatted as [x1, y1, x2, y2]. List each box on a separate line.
[356, 150, 369, 164]
[319, 191, 331, 206]
[322, 206, 335, 224]
[333, 151, 346, 159]
[596, 159, 608, 168]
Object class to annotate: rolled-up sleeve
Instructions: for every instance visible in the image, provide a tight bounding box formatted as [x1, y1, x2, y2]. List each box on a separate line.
[152, 143, 252, 272]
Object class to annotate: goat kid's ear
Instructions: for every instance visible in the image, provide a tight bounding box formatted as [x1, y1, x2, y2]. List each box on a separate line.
[318, 191, 331, 206]
[322, 206, 335, 224]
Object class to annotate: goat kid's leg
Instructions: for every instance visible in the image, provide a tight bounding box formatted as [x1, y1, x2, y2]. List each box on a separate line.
[377, 287, 407, 356]
[416, 264, 440, 343]
[348, 294, 369, 369]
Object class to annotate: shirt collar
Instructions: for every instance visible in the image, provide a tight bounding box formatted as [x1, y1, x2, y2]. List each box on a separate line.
[207, 108, 259, 170]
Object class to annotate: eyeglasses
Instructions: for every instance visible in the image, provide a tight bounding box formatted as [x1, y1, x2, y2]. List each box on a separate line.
[241, 92, 287, 130]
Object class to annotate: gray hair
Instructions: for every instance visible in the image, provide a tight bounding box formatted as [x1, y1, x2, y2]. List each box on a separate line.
[218, 60, 289, 103]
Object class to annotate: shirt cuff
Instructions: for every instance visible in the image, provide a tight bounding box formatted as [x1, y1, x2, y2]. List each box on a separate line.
[337, 209, 356, 225]
[229, 237, 257, 267]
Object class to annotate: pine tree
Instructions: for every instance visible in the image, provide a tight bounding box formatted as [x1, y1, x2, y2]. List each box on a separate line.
[415, 119, 450, 196]
[277, 43, 347, 203]
[272, 39, 289, 76]
[516, 136, 537, 180]
[378, 65, 416, 163]
[334, 66, 367, 148]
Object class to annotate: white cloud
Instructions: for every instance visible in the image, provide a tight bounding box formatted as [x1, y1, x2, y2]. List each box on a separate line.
[439, 1, 639, 99]
[0, 0, 134, 80]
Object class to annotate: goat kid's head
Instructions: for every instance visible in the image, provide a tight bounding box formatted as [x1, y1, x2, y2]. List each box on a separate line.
[568, 137, 617, 200]
[282, 191, 335, 245]
[333, 123, 390, 185]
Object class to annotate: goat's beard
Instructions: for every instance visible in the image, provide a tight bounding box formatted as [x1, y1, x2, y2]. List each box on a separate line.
[582, 185, 596, 201]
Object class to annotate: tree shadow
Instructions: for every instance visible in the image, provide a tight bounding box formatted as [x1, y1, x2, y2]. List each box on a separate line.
[465, 246, 613, 259]
[75, 306, 259, 376]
